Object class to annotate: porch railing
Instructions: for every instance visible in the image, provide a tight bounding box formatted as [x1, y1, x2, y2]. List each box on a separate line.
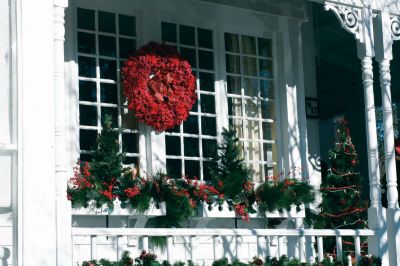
[72, 228, 376, 265]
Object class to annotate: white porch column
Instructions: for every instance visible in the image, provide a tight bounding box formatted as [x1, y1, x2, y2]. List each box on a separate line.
[324, 3, 388, 264]
[54, 0, 71, 265]
[276, 17, 304, 178]
[374, 11, 400, 266]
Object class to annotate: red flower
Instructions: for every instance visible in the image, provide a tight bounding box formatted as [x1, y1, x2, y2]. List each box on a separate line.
[122, 42, 197, 132]
[125, 187, 140, 198]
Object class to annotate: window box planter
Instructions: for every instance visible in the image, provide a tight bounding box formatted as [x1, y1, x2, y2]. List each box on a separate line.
[194, 202, 305, 219]
[72, 199, 166, 217]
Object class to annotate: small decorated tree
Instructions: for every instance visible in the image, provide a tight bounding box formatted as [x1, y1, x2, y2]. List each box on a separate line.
[209, 128, 256, 220]
[314, 119, 368, 257]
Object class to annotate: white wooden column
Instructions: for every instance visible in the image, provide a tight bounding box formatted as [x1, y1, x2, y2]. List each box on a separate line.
[54, 0, 71, 265]
[374, 11, 400, 266]
[324, 4, 389, 264]
[276, 17, 303, 178]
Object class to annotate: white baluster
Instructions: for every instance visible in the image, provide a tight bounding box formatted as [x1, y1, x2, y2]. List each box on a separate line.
[336, 235, 342, 261]
[347, 255, 352, 266]
[278, 236, 283, 257]
[213, 236, 219, 261]
[257, 236, 263, 258]
[142, 236, 149, 252]
[116, 235, 123, 260]
[299, 229, 305, 263]
[354, 235, 361, 262]
[317, 236, 324, 262]
[190, 236, 195, 262]
[167, 236, 173, 262]
[90, 235, 97, 260]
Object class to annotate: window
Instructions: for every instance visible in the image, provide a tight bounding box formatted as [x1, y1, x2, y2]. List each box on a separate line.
[76, 7, 140, 166]
[162, 22, 218, 180]
[224, 33, 277, 182]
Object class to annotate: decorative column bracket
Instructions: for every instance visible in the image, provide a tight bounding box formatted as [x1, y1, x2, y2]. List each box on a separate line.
[324, 2, 362, 40]
[390, 15, 400, 41]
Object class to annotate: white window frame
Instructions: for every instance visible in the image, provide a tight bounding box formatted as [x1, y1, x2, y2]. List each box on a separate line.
[65, 0, 296, 183]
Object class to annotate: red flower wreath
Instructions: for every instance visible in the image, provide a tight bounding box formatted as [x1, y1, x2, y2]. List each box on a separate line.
[122, 42, 197, 132]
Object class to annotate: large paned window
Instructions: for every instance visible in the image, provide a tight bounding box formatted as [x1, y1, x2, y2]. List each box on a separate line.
[162, 22, 218, 180]
[77, 7, 140, 167]
[225, 33, 277, 182]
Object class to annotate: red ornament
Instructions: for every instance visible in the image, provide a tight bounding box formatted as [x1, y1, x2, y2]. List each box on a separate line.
[122, 42, 197, 132]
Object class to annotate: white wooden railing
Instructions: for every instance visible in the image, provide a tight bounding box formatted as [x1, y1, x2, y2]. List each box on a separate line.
[72, 228, 376, 265]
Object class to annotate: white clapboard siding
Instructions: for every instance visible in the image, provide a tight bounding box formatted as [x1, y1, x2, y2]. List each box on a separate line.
[0, 0, 14, 265]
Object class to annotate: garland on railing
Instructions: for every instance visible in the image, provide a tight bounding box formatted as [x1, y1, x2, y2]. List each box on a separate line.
[67, 123, 315, 224]
[81, 250, 382, 266]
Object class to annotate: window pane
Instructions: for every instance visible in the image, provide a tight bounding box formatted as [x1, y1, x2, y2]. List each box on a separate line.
[99, 59, 117, 80]
[243, 78, 258, 97]
[258, 38, 272, 57]
[225, 33, 239, 52]
[80, 153, 93, 163]
[78, 56, 96, 78]
[100, 83, 118, 104]
[119, 38, 136, 58]
[203, 161, 216, 181]
[245, 99, 258, 118]
[202, 139, 217, 158]
[199, 72, 214, 92]
[184, 137, 199, 157]
[242, 56, 257, 76]
[228, 98, 242, 117]
[197, 28, 213, 49]
[121, 109, 139, 129]
[119, 14, 136, 36]
[77, 8, 95, 30]
[227, 76, 241, 95]
[263, 143, 274, 162]
[165, 124, 180, 134]
[247, 142, 262, 162]
[98, 11, 115, 33]
[183, 115, 198, 134]
[259, 59, 273, 78]
[262, 122, 275, 140]
[185, 160, 200, 179]
[246, 120, 260, 139]
[101, 107, 118, 127]
[162, 22, 177, 43]
[123, 156, 138, 166]
[200, 94, 215, 114]
[166, 135, 181, 156]
[79, 81, 96, 102]
[78, 32, 96, 54]
[201, 117, 216, 136]
[80, 129, 97, 150]
[261, 101, 275, 119]
[99, 35, 116, 57]
[198, 50, 214, 70]
[166, 159, 181, 178]
[79, 105, 97, 126]
[260, 80, 274, 99]
[179, 25, 195, 46]
[180, 47, 196, 67]
[122, 132, 138, 153]
[229, 118, 244, 139]
[226, 54, 240, 74]
[249, 163, 262, 182]
[241, 35, 256, 55]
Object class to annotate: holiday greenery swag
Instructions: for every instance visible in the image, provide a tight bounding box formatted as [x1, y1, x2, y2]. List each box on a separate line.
[67, 121, 315, 224]
[307, 119, 368, 257]
[81, 250, 382, 266]
[122, 42, 197, 132]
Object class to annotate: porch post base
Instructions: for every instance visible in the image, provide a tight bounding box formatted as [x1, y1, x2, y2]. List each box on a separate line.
[367, 207, 389, 265]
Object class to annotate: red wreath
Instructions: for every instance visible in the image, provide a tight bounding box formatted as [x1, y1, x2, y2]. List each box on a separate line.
[122, 42, 197, 131]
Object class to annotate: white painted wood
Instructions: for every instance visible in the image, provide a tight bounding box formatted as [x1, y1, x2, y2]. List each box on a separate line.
[336, 235, 342, 261]
[374, 12, 400, 265]
[317, 236, 323, 262]
[354, 235, 361, 262]
[53, 1, 72, 265]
